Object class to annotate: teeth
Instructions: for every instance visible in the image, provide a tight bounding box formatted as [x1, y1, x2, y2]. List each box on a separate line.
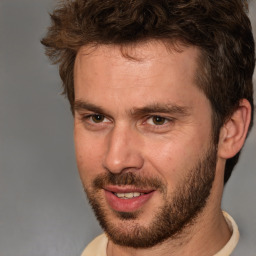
[115, 192, 144, 199]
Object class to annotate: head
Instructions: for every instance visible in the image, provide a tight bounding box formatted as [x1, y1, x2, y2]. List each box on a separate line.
[41, 0, 254, 249]
[42, 0, 254, 184]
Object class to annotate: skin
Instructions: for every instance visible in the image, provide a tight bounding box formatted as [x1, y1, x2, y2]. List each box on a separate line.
[73, 41, 251, 256]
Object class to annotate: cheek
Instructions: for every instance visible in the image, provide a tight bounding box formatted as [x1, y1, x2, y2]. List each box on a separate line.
[145, 142, 185, 187]
[74, 128, 105, 183]
[144, 132, 209, 188]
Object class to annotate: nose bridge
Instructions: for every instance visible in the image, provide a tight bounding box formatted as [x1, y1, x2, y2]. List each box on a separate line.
[103, 124, 143, 174]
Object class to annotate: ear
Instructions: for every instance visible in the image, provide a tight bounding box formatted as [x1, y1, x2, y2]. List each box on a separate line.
[218, 99, 252, 159]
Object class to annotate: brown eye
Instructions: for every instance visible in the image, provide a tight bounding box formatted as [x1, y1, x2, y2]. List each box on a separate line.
[91, 114, 105, 123]
[151, 116, 167, 125]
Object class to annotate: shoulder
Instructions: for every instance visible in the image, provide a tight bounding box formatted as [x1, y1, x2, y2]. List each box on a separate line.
[81, 233, 108, 256]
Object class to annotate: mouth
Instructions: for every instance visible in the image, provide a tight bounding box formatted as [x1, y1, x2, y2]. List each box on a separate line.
[104, 186, 155, 213]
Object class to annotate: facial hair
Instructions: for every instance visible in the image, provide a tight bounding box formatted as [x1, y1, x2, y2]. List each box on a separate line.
[84, 143, 217, 248]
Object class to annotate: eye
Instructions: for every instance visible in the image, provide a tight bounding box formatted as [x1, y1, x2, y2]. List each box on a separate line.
[78, 113, 112, 131]
[146, 115, 169, 125]
[89, 114, 109, 123]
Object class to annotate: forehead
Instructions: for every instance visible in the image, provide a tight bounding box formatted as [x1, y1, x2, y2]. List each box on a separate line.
[73, 41, 207, 114]
[75, 40, 200, 72]
[74, 41, 201, 85]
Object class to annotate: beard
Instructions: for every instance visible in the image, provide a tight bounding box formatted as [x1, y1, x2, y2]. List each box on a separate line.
[84, 143, 217, 248]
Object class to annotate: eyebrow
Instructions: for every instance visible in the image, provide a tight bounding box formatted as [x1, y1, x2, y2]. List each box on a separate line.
[130, 103, 190, 117]
[74, 100, 106, 115]
[74, 99, 190, 117]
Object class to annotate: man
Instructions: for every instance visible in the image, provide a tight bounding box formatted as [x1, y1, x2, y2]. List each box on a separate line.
[41, 0, 254, 255]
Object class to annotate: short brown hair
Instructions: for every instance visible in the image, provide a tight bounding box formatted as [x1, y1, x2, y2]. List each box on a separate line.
[41, 0, 255, 184]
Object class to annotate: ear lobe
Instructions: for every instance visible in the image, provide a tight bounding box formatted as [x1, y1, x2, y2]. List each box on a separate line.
[218, 99, 251, 159]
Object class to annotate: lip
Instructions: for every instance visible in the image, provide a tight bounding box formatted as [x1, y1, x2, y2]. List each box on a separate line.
[104, 185, 154, 194]
[104, 186, 155, 212]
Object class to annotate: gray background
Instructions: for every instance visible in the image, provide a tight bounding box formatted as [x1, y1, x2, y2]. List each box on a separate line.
[0, 1, 255, 255]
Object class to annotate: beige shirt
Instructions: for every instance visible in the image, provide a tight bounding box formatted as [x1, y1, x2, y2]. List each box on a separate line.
[81, 211, 239, 256]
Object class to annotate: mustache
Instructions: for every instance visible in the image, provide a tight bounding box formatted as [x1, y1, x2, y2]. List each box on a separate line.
[93, 172, 165, 192]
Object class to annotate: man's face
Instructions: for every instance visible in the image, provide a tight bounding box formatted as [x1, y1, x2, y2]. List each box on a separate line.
[74, 41, 217, 248]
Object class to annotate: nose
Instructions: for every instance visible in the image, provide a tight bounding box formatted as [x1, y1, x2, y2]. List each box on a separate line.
[103, 125, 144, 174]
